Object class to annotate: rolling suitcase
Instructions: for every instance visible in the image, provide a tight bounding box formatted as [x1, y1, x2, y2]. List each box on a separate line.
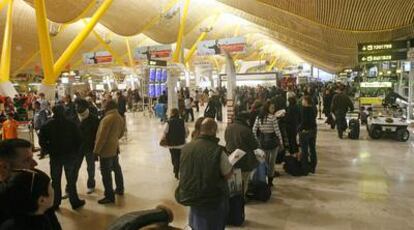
[348, 118, 360, 139]
[246, 163, 271, 202]
[283, 155, 307, 176]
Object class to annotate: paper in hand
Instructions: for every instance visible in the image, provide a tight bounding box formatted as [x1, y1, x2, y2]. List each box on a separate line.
[228, 149, 246, 165]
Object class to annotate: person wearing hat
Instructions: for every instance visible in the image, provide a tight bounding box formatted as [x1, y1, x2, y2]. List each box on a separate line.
[225, 111, 259, 196]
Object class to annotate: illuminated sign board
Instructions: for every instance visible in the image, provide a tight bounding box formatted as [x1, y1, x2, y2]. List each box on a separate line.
[358, 40, 407, 53]
[358, 51, 407, 63]
[148, 59, 167, 67]
[360, 82, 392, 88]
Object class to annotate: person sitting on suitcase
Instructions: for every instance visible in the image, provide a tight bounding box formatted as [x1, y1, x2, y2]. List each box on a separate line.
[175, 118, 233, 230]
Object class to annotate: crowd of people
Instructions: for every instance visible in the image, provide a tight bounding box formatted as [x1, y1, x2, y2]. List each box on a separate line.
[0, 81, 356, 229]
[0, 89, 131, 229]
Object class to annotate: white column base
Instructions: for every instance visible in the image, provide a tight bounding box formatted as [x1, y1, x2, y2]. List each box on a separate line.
[0, 81, 18, 98]
[39, 83, 56, 101]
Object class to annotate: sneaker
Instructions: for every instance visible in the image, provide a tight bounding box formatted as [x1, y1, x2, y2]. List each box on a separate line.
[87, 188, 95, 194]
[98, 197, 115, 204]
[71, 200, 86, 210]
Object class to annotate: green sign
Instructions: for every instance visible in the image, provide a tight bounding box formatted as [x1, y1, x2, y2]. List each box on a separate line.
[358, 51, 407, 63]
[358, 40, 407, 53]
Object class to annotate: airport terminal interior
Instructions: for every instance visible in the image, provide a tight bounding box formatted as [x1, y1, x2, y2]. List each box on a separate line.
[0, 0, 414, 229]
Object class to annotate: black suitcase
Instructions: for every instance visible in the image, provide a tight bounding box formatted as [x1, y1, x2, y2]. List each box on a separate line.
[283, 155, 307, 176]
[227, 194, 245, 226]
[348, 119, 360, 139]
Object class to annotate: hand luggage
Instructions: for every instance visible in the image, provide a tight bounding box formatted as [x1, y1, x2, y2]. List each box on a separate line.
[227, 169, 245, 226]
[246, 163, 271, 202]
[348, 118, 360, 139]
[283, 155, 307, 176]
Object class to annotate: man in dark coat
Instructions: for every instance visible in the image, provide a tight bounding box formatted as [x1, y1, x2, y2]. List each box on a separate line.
[331, 86, 354, 139]
[225, 111, 259, 196]
[76, 99, 100, 194]
[39, 105, 85, 210]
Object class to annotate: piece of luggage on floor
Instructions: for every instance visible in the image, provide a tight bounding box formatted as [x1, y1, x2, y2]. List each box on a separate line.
[227, 169, 245, 226]
[227, 194, 245, 226]
[283, 155, 307, 176]
[246, 162, 271, 202]
[348, 118, 360, 139]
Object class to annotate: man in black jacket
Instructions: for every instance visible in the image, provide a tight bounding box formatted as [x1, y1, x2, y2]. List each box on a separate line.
[39, 105, 85, 210]
[331, 86, 354, 139]
[76, 99, 100, 194]
[225, 111, 259, 196]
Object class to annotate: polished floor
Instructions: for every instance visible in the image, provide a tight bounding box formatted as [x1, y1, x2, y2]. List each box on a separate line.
[36, 110, 414, 230]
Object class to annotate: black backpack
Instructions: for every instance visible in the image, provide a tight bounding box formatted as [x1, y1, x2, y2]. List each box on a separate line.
[283, 155, 308, 176]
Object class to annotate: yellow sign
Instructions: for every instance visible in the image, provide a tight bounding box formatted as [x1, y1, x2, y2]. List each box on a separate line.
[359, 97, 383, 105]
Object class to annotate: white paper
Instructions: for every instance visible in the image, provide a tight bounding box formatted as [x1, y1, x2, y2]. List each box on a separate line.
[228, 149, 246, 165]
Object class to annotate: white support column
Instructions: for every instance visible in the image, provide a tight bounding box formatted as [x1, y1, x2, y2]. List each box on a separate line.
[408, 62, 414, 120]
[39, 83, 56, 101]
[224, 51, 236, 123]
[167, 72, 178, 111]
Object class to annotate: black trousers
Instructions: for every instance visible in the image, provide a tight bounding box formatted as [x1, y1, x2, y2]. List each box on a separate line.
[194, 101, 199, 112]
[169, 149, 181, 177]
[50, 155, 82, 208]
[335, 113, 347, 136]
[299, 130, 317, 173]
[286, 128, 299, 154]
[84, 152, 96, 189]
[100, 155, 124, 200]
[185, 108, 194, 122]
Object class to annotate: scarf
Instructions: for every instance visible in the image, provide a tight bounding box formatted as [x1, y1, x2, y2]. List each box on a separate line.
[78, 109, 90, 122]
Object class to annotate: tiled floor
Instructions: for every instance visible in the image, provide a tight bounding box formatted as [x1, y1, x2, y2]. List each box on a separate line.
[36, 111, 414, 230]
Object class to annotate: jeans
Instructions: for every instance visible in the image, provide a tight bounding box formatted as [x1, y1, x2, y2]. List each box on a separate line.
[299, 129, 317, 173]
[189, 197, 228, 230]
[169, 149, 181, 177]
[85, 152, 96, 189]
[264, 147, 278, 177]
[100, 155, 124, 200]
[50, 155, 82, 208]
[185, 108, 194, 122]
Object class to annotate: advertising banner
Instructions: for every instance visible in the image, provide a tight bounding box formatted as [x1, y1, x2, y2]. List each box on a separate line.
[83, 51, 113, 64]
[197, 36, 246, 56]
[135, 45, 172, 60]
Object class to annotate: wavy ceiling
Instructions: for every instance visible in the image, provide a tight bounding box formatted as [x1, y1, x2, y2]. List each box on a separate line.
[0, 0, 413, 76]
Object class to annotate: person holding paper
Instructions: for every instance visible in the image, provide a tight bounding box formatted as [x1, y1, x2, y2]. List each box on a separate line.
[225, 111, 259, 196]
[175, 118, 232, 230]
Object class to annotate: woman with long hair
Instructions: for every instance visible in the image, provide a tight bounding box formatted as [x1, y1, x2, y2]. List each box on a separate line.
[252, 101, 283, 186]
[299, 95, 318, 174]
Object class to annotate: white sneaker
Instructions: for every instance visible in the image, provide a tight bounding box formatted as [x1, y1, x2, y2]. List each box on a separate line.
[87, 188, 95, 194]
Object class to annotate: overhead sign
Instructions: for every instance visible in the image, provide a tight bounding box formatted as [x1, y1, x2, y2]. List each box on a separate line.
[83, 51, 113, 64]
[148, 59, 167, 67]
[135, 45, 172, 60]
[360, 82, 392, 88]
[358, 40, 407, 53]
[358, 51, 407, 63]
[197, 36, 246, 56]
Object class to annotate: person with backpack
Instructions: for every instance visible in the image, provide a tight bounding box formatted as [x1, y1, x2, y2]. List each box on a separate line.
[299, 95, 318, 174]
[161, 108, 189, 179]
[252, 101, 283, 187]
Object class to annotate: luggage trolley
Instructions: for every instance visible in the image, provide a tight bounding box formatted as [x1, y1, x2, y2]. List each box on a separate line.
[366, 106, 410, 142]
[346, 112, 360, 140]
